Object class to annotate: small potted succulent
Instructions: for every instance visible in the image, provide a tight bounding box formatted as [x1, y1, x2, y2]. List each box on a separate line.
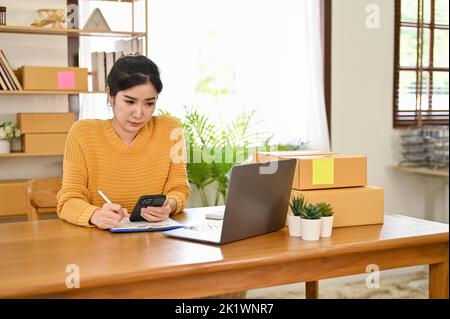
[300, 203, 322, 241]
[287, 195, 306, 237]
[317, 202, 334, 237]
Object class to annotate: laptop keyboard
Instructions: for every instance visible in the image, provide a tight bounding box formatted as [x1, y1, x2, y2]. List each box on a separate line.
[186, 221, 222, 233]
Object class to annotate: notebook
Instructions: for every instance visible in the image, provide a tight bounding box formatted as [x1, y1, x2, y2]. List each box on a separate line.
[110, 217, 185, 233]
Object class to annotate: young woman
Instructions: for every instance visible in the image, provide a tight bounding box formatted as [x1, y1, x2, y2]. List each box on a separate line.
[57, 55, 189, 229]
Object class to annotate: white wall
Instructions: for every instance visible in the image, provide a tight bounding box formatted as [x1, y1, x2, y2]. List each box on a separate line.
[0, 0, 67, 180]
[331, 0, 449, 223]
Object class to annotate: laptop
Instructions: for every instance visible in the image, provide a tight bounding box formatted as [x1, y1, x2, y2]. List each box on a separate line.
[164, 159, 296, 244]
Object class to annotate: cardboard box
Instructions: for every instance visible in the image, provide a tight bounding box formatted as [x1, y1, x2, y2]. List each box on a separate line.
[292, 154, 367, 190]
[255, 152, 367, 190]
[254, 150, 339, 190]
[291, 186, 384, 228]
[22, 133, 67, 154]
[15, 66, 88, 91]
[17, 113, 75, 134]
[0, 180, 30, 217]
[254, 150, 338, 163]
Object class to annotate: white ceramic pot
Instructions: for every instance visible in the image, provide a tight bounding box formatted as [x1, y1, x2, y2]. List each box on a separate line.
[287, 213, 302, 237]
[0, 139, 10, 154]
[321, 215, 334, 237]
[301, 218, 322, 241]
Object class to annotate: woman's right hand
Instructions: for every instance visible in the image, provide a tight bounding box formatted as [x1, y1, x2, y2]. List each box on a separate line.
[90, 203, 130, 229]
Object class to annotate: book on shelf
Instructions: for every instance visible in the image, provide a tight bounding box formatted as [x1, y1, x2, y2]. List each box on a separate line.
[0, 50, 23, 90]
[114, 38, 144, 56]
[114, 51, 124, 63]
[0, 62, 9, 90]
[91, 50, 128, 92]
[91, 51, 106, 92]
[0, 51, 15, 90]
[105, 52, 115, 85]
[90, 38, 145, 92]
[138, 38, 143, 56]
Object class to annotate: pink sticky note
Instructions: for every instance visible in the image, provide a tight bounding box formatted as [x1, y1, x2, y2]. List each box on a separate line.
[57, 71, 76, 90]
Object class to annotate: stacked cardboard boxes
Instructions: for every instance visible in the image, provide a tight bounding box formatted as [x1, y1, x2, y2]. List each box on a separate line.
[254, 150, 384, 228]
[17, 113, 75, 154]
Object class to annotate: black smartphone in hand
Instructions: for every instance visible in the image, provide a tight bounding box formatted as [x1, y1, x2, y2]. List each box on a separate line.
[129, 194, 166, 222]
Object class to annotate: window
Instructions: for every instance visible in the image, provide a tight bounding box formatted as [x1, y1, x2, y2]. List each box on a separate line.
[79, 0, 331, 150]
[394, 0, 449, 127]
[148, 0, 330, 149]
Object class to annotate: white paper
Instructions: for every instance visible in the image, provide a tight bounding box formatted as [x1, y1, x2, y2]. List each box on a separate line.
[112, 217, 182, 230]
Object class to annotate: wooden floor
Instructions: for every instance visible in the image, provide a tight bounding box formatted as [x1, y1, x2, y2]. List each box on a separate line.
[247, 267, 428, 298]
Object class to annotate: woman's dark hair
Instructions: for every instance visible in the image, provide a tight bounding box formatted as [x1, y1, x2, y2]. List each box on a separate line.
[107, 55, 163, 97]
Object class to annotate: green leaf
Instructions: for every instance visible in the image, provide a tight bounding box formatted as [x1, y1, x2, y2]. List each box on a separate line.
[317, 202, 334, 217]
[301, 204, 322, 220]
[289, 194, 307, 217]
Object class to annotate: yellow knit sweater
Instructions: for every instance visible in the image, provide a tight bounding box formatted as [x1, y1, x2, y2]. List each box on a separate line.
[57, 115, 190, 227]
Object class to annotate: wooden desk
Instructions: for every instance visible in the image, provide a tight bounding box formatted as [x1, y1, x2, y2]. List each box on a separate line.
[0, 207, 448, 299]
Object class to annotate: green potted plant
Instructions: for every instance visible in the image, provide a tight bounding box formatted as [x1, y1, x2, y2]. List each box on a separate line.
[317, 202, 334, 238]
[287, 194, 307, 237]
[160, 107, 271, 206]
[300, 203, 322, 241]
[0, 121, 21, 154]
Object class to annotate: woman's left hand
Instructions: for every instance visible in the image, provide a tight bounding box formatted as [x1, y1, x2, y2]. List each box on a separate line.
[140, 198, 176, 222]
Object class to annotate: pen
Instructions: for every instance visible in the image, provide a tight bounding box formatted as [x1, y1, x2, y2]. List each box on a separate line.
[97, 190, 131, 226]
[98, 190, 112, 204]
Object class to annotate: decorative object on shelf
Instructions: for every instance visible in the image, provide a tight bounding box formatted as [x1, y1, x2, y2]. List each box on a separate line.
[0, 121, 21, 154]
[287, 194, 306, 237]
[31, 9, 66, 29]
[67, 4, 79, 29]
[399, 126, 449, 169]
[0, 6, 6, 25]
[300, 203, 322, 241]
[317, 202, 334, 238]
[83, 8, 110, 31]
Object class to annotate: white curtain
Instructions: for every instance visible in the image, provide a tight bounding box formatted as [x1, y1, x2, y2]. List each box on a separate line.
[79, 0, 330, 150]
[150, 0, 330, 149]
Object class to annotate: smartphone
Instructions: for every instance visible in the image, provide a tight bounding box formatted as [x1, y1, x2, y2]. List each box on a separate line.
[129, 194, 167, 222]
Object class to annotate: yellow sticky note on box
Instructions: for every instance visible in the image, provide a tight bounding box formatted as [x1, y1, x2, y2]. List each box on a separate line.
[312, 158, 334, 185]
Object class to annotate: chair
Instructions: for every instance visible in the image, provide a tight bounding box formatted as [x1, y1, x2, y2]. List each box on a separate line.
[26, 178, 62, 221]
[0, 180, 31, 223]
